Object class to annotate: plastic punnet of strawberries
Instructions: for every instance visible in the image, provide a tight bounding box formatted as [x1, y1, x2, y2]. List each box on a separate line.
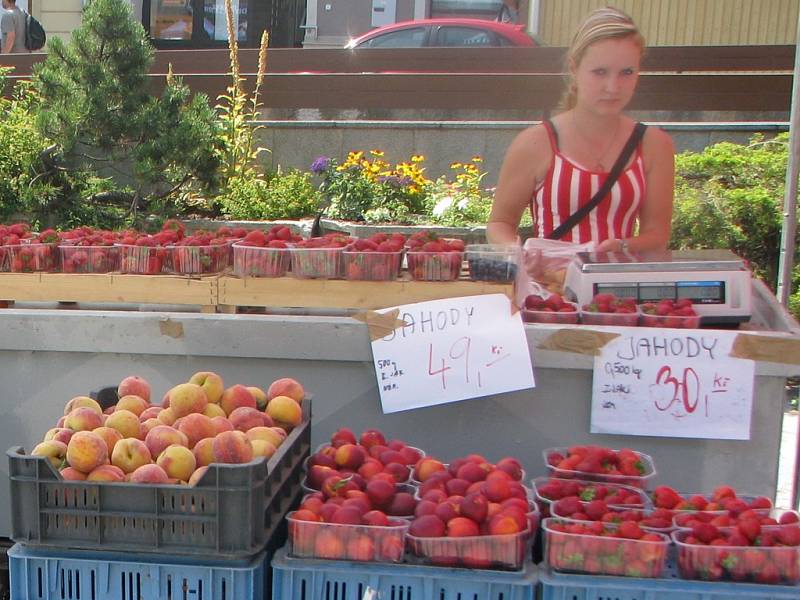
[522, 293, 579, 324]
[6, 228, 61, 273]
[59, 227, 120, 273]
[291, 233, 354, 279]
[232, 226, 303, 278]
[640, 298, 701, 328]
[343, 233, 406, 281]
[580, 293, 639, 326]
[545, 517, 669, 577]
[674, 517, 800, 584]
[405, 231, 465, 281]
[545, 445, 655, 488]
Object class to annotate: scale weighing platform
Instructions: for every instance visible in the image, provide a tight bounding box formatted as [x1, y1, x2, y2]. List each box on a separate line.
[563, 249, 752, 325]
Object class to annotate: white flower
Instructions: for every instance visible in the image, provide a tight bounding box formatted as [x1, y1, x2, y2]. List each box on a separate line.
[456, 197, 469, 210]
[432, 196, 454, 217]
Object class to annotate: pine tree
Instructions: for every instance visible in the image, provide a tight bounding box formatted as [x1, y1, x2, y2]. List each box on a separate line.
[33, 0, 222, 222]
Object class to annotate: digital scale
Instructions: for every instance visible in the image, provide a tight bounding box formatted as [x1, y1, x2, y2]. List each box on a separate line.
[563, 249, 752, 326]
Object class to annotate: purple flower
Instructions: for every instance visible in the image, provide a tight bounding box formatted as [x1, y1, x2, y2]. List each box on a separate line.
[310, 156, 331, 174]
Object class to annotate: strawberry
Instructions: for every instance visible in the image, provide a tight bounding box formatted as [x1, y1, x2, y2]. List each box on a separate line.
[584, 500, 609, 521]
[776, 526, 800, 546]
[691, 522, 720, 544]
[779, 512, 800, 525]
[553, 496, 582, 516]
[748, 496, 772, 510]
[711, 485, 737, 503]
[617, 520, 644, 539]
[737, 518, 761, 543]
[652, 486, 682, 509]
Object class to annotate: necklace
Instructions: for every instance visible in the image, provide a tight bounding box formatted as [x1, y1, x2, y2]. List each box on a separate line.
[572, 113, 621, 171]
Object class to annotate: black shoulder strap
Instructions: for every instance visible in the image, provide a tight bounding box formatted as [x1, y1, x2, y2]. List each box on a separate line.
[547, 122, 647, 241]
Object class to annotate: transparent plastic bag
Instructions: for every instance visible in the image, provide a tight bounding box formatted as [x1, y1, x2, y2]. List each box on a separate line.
[516, 238, 593, 306]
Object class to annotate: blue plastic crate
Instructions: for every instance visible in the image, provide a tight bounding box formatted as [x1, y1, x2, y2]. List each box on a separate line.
[540, 565, 800, 600]
[271, 546, 536, 600]
[9, 543, 266, 600]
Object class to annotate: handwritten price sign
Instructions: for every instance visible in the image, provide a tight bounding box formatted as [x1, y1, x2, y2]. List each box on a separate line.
[370, 294, 535, 414]
[590, 329, 754, 440]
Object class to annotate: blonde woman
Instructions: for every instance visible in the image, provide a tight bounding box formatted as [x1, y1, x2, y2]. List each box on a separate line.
[488, 7, 674, 253]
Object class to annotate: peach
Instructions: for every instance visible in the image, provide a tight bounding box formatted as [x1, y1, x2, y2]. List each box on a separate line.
[60, 466, 88, 480]
[111, 438, 152, 474]
[408, 514, 446, 537]
[118, 375, 152, 403]
[247, 386, 268, 411]
[251, 439, 277, 459]
[32, 440, 68, 470]
[386, 492, 415, 517]
[212, 430, 254, 464]
[460, 492, 489, 523]
[211, 416, 234, 434]
[359, 429, 387, 449]
[92, 426, 124, 456]
[157, 407, 178, 426]
[305, 464, 337, 490]
[265, 395, 302, 429]
[481, 477, 512, 502]
[140, 418, 162, 438]
[188, 371, 225, 404]
[488, 511, 523, 535]
[270, 426, 288, 442]
[187, 465, 209, 487]
[358, 457, 384, 480]
[44, 427, 74, 445]
[115, 394, 148, 417]
[267, 377, 305, 403]
[64, 407, 104, 432]
[163, 383, 208, 417]
[202, 403, 226, 418]
[335, 444, 366, 470]
[495, 457, 523, 481]
[314, 529, 345, 559]
[145, 425, 189, 459]
[104, 409, 142, 439]
[331, 427, 357, 447]
[87, 464, 125, 482]
[56, 416, 67, 428]
[139, 406, 162, 421]
[446, 516, 480, 537]
[365, 478, 394, 508]
[66, 431, 109, 474]
[414, 457, 446, 482]
[64, 396, 103, 416]
[178, 413, 217, 448]
[157, 444, 197, 481]
[129, 463, 169, 484]
[245, 426, 284, 448]
[192, 437, 216, 467]
[219, 384, 256, 416]
[229, 406, 271, 432]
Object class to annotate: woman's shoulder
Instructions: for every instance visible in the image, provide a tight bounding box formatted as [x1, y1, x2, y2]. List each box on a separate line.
[505, 122, 552, 161]
[641, 124, 675, 154]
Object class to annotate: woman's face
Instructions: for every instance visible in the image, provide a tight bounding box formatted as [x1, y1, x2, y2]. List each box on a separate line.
[572, 37, 642, 116]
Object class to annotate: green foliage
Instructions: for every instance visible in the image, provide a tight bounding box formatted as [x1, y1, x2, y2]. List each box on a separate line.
[218, 169, 319, 220]
[671, 134, 789, 288]
[32, 0, 221, 222]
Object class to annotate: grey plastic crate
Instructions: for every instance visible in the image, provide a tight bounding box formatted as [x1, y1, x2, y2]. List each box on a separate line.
[7, 400, 311, 559]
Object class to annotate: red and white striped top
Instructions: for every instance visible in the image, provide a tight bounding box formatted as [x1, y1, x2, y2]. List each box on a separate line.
[530, 121, 646, 244]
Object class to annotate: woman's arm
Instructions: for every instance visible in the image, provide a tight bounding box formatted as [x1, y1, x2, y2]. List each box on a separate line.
[487, 126, 549, 244]
[596, 127, 675, 252]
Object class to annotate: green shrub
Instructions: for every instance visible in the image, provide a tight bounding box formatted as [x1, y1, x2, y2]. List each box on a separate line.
[218, 169, 319, 220]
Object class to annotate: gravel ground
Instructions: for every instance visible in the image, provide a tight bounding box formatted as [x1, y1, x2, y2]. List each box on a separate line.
[777, 409, 799, 509]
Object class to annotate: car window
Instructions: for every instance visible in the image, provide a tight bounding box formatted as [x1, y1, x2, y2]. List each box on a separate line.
[360, 27, 427, 48]
[435, 26, 497, 47]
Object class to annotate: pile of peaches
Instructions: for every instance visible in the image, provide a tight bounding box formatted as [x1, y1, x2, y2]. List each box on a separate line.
[31, 372, 306, 486]
[289, 430, 535, 568]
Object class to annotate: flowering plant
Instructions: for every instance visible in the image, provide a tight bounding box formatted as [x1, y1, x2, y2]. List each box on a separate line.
[311, 150, 430, 223]
[425, 157, 495, 227]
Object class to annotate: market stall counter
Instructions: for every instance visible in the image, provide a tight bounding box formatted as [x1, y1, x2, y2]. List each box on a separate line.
[0, 278, 798, 540]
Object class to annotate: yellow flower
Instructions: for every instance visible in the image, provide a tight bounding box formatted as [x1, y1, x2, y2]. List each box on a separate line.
[450, 162, 462, 170]
[471, 156, 483, 163]
[370, 149, 385, 157]
[411, 155, 425, 162]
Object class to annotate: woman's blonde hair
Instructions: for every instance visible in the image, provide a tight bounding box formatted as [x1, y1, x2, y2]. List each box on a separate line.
[557, 7, 645, 112]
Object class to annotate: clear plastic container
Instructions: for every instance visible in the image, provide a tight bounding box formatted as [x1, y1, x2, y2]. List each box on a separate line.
[672, 507, 797, 530]
[291, 247, 345, 279]
[521, 303, 580, 324]
[232, 242, 292, 278]
[4, 243, 60, 273]
[544, 518, 669, 577]
[542, 447, 657, 489]
[343, 249, 403, 281]
[673, 528, 800, 584]
[407, 524, 532, 570]
[579, 308, 640, 327]
[286, 512, 409, 562]
[640, 309, 701, 329]
[60, 245, 120, 274]
[406, 251, 463, 281]
[465, 244, 520, 283]
[116, 244, 168, 275]
[167, 244, 230, 275]
[531, 476, 651, 518]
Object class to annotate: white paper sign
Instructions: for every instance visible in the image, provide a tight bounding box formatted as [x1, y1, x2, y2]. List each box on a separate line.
[370, 294, 535, 414]
[590, 328, 754, 439]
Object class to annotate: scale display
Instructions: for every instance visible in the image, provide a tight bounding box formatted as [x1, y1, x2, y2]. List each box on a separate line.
[594, 281, 726, 304]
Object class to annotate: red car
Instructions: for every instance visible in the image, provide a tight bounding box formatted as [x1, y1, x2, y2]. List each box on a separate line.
[345, 18, 536, 49]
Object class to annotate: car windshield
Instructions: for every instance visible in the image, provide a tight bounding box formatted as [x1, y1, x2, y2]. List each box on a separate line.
[362, 27, 427, 47]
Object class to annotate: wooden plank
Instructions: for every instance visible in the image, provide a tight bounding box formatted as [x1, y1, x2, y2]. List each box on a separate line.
[0, 273, 219, 306]
[218, 275, 512, 310]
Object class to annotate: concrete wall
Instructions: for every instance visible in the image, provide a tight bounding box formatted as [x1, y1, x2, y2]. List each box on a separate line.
[257, 119, 789, 187]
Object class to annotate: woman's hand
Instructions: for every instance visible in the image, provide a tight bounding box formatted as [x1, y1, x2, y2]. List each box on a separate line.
[595, 238, 622, 252]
